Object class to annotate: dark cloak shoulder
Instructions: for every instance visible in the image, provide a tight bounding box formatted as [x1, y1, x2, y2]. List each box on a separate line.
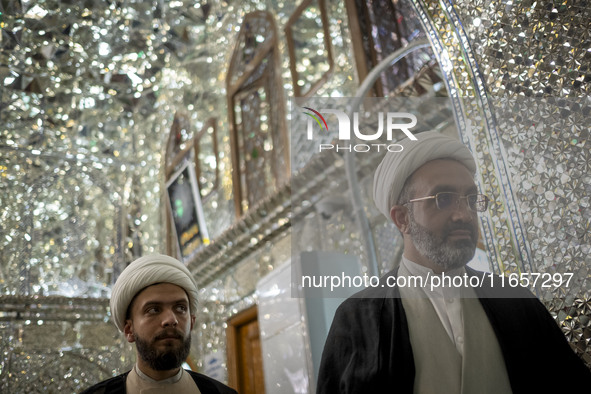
[316, 268, 591, 394]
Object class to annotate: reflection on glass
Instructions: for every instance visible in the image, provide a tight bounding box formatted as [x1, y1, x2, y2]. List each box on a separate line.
[285, 0, 333, 97]
[195, 122, 219, 200]
[226, 11, 289, 216]
[233, 86, 275, 212]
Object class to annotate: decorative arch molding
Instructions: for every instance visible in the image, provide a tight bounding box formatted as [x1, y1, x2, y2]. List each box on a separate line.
[409, 0, 532, 277]
[226, 11, 290, 217]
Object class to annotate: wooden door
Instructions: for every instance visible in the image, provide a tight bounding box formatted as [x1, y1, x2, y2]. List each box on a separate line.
[226, 306, 265, 394]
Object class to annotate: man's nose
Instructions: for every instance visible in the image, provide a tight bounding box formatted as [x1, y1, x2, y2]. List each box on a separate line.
[450, 199, 474, 221]
[161, 308, 178, 327]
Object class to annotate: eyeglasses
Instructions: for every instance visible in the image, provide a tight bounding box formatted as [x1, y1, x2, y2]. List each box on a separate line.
[405, 192, 489, 212]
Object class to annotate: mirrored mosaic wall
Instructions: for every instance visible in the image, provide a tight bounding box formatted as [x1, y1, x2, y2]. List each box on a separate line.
[0, 0, 355, 296]
[0, 0, 357, 390]
[412, 0, 591, 364]
[0, 297, 135, 391]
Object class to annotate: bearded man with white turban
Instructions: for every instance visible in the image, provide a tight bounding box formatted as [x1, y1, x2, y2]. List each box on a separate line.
[317, 132, 591, 393]
[82, 254, 237, 394]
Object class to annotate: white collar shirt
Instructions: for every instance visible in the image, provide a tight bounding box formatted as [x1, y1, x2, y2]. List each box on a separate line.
[399, 256, 466, 355]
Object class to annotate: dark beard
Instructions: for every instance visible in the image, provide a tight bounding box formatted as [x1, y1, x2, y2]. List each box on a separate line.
[134, 330, 191, 371]
[407, 209, 477, 271]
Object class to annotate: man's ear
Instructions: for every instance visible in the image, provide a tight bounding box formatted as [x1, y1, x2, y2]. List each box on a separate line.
[190, 315, 196, 330]
[390, 205, 410, 234]
[124, 320, 136, 343]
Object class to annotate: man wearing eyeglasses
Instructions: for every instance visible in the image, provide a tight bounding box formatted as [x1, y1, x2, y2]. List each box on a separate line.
[317, 131, 591, 393]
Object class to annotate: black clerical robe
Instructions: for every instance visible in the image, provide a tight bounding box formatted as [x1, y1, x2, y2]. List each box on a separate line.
[81, 369, 237, 394]
[317, 267, 591, 393]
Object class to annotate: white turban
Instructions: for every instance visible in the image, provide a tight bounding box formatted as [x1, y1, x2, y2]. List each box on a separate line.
[110, 254, 199, 332]
[373, 131, 476, 220]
